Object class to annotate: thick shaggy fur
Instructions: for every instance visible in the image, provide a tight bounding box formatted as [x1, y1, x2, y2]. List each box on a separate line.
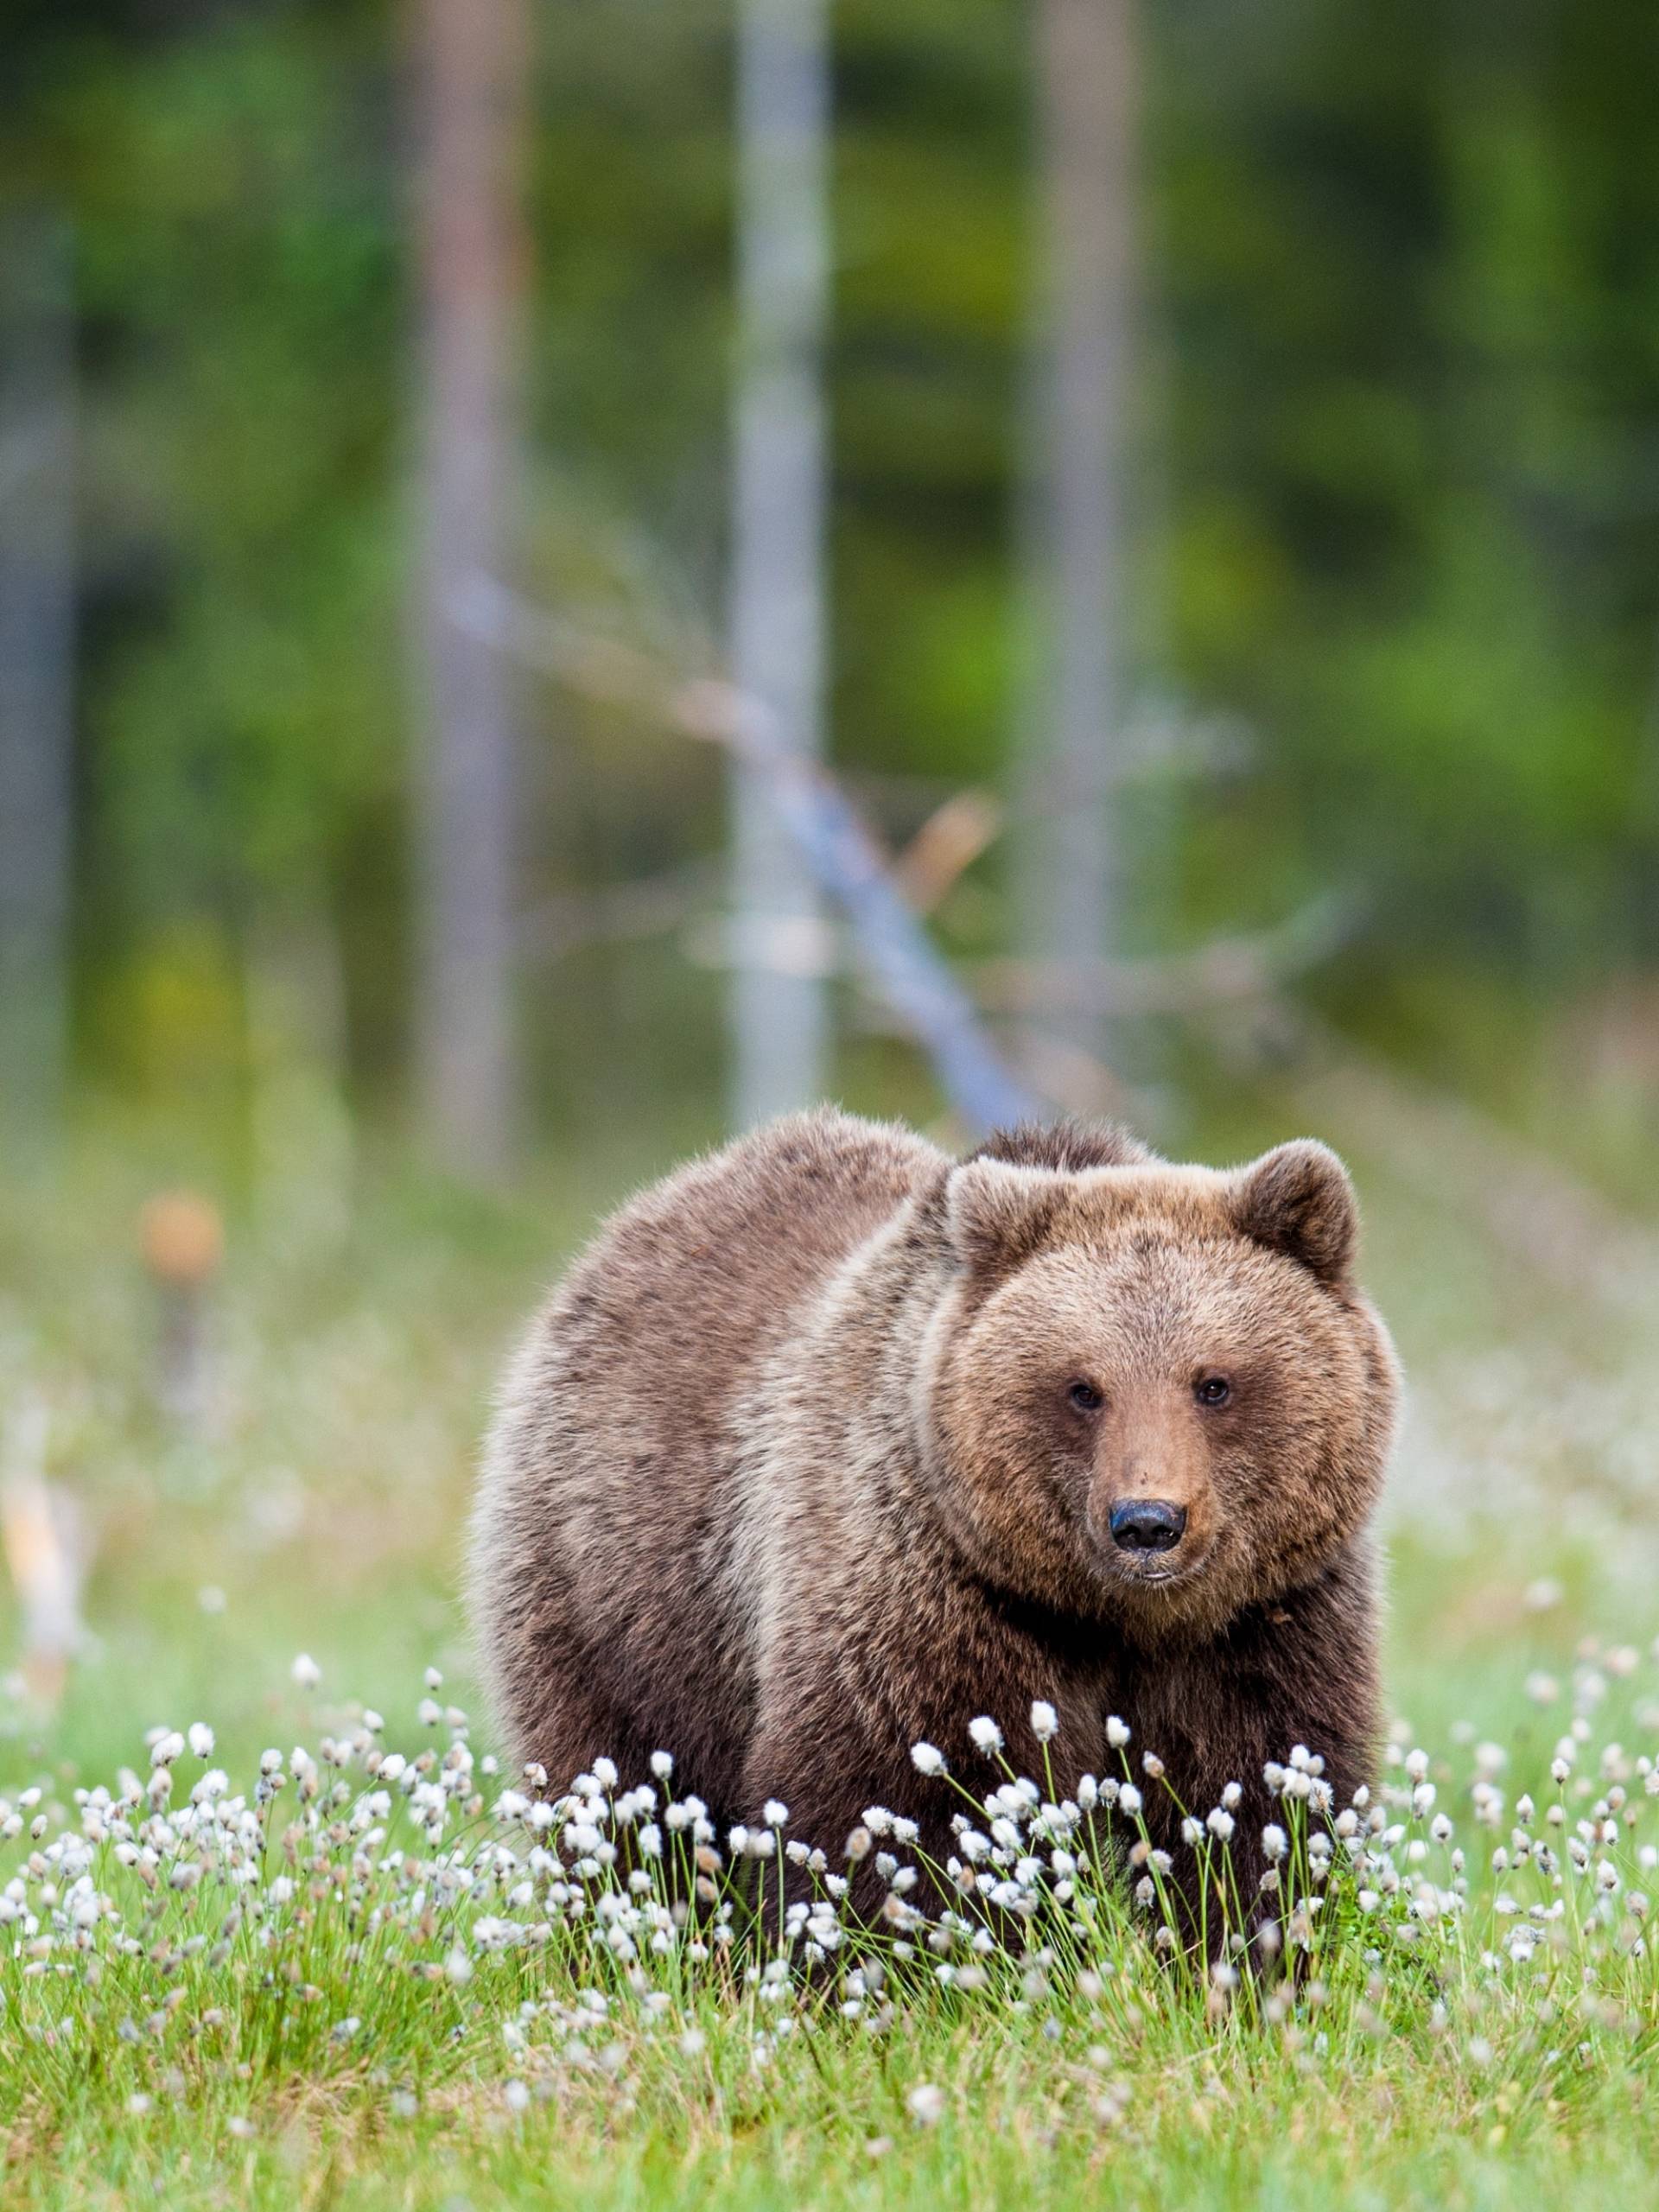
[470, 1109, 1398, 1922]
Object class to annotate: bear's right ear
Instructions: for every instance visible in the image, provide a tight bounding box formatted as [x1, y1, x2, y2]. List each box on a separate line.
[943, 1160, 1067, 1279]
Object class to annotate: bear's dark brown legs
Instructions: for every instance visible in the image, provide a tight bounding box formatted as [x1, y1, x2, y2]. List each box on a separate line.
[1124, 1552, 1379, 1954]
[506, 1667, 662, 1803]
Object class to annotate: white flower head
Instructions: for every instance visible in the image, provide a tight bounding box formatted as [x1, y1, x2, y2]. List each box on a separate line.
[650, 1750, 674, 1780]
[187, 1723, 214, 1759]
[906, 2083, 945, 2128]
[1030, 1700, 1058, 1744]
[968, 1717, 1003, 1755]
[291, 1654, 321, 1691]
[911, 1742, 946, 1777]
[1106, 1716, 1130, 1749]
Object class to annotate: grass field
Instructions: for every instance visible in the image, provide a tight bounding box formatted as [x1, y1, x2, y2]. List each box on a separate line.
[3, 1102, 1659, 2210]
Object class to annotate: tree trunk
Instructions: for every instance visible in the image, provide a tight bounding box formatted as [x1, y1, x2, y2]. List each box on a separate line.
[728, 0, 833, 1130]
[410, 0, 531, 1176]
[1015, 0, 1137, 1066]
[0, 213, 75, 1148]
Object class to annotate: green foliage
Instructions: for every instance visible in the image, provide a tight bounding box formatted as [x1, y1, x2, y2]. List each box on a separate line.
[7, 0, 1659, 1130]
[1159, 0, 1659, 967]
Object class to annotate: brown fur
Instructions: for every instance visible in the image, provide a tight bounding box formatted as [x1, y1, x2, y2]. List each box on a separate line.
[470, 1109, 1398, 1930]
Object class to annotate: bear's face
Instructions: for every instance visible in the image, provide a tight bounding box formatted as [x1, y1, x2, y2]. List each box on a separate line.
[915, 1142, 1397, 1643]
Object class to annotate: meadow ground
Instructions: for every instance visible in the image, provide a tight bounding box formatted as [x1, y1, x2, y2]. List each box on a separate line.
[3, 1099, 1659, 2211]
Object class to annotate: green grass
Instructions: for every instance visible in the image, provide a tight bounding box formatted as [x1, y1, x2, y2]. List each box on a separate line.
[3, 1111, 1659, 2209]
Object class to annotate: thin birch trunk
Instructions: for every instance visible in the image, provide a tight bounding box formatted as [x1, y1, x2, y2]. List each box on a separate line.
[410, 0, 531, 1175]
[728, 0, 833, 1129]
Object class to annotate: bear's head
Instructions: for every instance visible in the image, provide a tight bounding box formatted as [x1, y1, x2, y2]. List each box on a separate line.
[913, 1124, 1398, 1643]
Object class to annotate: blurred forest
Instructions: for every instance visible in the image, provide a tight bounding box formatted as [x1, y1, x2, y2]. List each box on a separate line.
[5, 0, 1659, 1200]
[6, 0, 1659, 1887]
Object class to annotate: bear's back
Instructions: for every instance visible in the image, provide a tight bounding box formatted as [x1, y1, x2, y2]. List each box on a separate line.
[540, 1108, 940, 1477]
[472, 1109, 942, 1792]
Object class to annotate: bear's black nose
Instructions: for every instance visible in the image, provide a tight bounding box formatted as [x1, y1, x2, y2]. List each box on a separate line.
[1108, 1498, 1187, 1554]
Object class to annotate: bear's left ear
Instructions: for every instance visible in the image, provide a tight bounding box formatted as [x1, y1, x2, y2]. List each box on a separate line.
[944, 1160, 1067, 1280]
[1231, 1141, 1357, 1288]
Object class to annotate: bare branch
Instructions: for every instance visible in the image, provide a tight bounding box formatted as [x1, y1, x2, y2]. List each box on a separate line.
[517, 858, 721, 963]
[893, 791, 1004, 915]
[457, 575, 1045, 1135]
[972, 894, 1357, 1020]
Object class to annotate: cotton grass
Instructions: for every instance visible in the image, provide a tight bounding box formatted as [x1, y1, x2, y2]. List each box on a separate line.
[0, 1633, 1656, 2172]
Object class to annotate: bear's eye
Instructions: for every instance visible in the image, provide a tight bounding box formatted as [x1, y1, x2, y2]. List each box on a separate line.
[1194, 1375, 1232, 1408]
[1066, 1380, 1103, 1414]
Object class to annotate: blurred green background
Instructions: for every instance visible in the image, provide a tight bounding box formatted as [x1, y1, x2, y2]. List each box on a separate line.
[3, 0, 1658, 1769]
[8, 0, 1659, 1158]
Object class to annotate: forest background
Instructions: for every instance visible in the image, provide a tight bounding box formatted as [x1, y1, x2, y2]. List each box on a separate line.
[8, 0, 1659, 1186]
[5, 8, 1659, 2203]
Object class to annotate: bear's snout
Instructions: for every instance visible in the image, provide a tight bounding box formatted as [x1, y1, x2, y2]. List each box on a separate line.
[1107, 1497, 1187, 1554]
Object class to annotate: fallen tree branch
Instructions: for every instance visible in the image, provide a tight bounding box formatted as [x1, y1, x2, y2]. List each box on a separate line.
[515, 796, 1002, 971]
[458, 575, 1045, 1134]
[461, 568, 1642, 1313]
[517, 857, 721, 963]
[971, 894, 1357, 1020]
[892, 791, 1004, 914]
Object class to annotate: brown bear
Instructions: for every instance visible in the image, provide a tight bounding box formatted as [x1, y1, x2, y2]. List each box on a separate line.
[469, 1109, 1397, 1931]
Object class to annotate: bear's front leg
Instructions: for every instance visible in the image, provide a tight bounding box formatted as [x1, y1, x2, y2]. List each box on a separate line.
[738, 1619, 1024, 1922]
[739, 1705, 941, 1922]
[1126, 1545, 1381, 1959]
